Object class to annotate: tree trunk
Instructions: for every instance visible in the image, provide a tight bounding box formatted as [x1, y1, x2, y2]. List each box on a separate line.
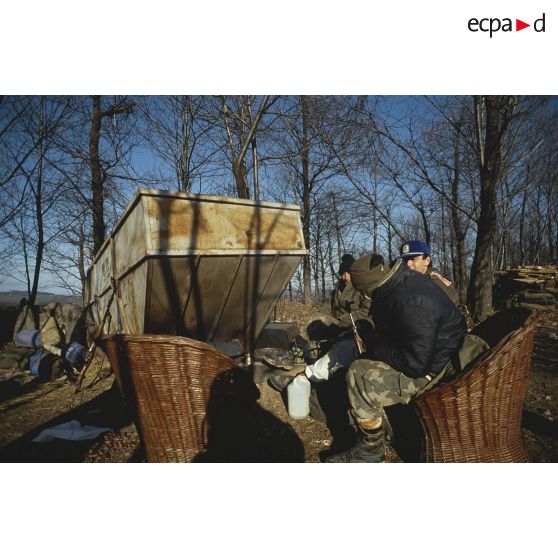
[331, 189, 343, 259]
[467, 96, 514, 322]
[302, 194, 312, 304]
[533, 186, 546, 265]
[497, 188, 508, 271]
[223, 96, 268, 200]
[233, 158, 249, 199]
[78, 220, 87, 302]
[89, 96, 105, 256]
[28, 98, 46, 308]
[314, 206, 321, 300]
[88, 96, 135, 256]
[29, 144, 44, 308]
[320, 244, 327, 302]
[440, 195, 447, 274]
[252, 136, 259, 200]
[327, 230, 336, 285]
[180, 96, 191, 192]
[546, 185, 555, 262]
[300, 96, 312, 304]
[419, 205, 430, 246]
[519, 187, 527, 265]
[372, 217, 378, 252]
[387, 222, 393, 262]
[450, 124, 467, 303]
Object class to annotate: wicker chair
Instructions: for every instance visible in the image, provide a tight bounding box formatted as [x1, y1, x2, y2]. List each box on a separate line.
[413, 308, 539, 463]
[99, 334, 242, 463]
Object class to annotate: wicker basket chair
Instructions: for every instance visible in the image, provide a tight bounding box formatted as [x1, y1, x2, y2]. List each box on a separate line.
[99, 334, 242, 462]
[413, 308, 539, 463]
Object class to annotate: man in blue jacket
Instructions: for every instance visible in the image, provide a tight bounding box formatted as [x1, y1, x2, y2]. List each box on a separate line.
[325, 254, 467, 463]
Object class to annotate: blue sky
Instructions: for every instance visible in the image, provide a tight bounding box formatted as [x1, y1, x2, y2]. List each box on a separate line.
[2, 95, 556, 295]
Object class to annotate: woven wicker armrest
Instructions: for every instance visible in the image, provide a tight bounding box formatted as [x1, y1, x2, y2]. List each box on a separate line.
[413, 309, 540, 463]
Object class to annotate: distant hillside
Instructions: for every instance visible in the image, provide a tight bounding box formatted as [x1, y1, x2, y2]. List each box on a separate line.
[0, 290, 81, 309]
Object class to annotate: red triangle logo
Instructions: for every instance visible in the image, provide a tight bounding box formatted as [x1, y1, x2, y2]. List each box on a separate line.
[516, 19, 530, 31]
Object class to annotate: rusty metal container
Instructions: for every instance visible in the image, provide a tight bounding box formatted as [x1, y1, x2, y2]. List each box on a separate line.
[86, 189, 306, 349]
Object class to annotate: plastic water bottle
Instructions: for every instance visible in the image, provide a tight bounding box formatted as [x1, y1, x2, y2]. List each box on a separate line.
[287, 374, 311, 419]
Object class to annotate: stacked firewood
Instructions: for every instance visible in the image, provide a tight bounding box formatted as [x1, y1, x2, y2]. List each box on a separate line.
[493, 266, 558, 311]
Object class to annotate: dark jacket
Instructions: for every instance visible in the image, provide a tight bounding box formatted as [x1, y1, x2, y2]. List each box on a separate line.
[369, 264, 466, 378]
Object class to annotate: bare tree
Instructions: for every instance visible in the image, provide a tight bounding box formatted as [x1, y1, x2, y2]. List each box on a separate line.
[271, 96, 354, 303]
[423, 100, 474, 300]
[0, 96, 74, 305]
[465, 96, 517, 321]
[138, 96, 215, 192]
[1, 94, 556, 314]
[89, 96, 135, 255]
[220, 95, 270, 199]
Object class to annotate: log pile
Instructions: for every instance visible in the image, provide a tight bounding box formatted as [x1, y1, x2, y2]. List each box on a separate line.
[493, 266, 558, 311]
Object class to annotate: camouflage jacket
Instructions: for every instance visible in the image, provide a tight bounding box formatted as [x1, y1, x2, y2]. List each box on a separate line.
[327, 280, 372, 328]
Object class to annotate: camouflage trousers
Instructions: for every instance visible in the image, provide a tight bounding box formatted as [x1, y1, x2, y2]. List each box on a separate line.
[347, 359, 431, 421]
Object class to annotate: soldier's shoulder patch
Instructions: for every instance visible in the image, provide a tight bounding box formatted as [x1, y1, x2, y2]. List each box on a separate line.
[430, 271, 453, 287]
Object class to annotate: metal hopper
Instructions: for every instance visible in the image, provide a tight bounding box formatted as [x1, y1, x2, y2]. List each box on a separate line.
[86, 189, 306, 349]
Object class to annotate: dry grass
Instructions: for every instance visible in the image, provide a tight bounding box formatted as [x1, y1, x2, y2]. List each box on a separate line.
[274, 298, 323, 329]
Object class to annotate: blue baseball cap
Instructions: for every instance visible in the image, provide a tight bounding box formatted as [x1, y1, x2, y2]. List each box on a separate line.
[399, 240, 430, 258]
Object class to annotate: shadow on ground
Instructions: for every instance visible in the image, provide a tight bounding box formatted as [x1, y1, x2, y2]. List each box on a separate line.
[0, 381, 134, 463]
[306, 368, 423, 462]
[194, 368, 305, 462]
[522, 410, 558, 440]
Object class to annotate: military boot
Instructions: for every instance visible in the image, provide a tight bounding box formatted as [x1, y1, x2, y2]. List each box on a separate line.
[324, 420, 385, 463]
[267, 374, 293, 391]
[267, 365, 306, 391]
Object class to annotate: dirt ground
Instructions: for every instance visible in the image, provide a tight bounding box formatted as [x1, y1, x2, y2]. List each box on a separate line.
[0, 303, 557, 463]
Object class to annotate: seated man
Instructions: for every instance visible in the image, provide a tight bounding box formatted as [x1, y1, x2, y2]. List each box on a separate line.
[301, 254, 385, 382]
[325, 254, 468, 463]
[268, 255, 378, 434]
[304, 254, 372, 356]
[399, 240, 460, 306]
[326, 254, 371, 329]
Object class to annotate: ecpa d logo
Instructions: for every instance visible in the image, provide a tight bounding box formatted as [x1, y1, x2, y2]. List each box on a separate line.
[468, 13, 546, 37]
